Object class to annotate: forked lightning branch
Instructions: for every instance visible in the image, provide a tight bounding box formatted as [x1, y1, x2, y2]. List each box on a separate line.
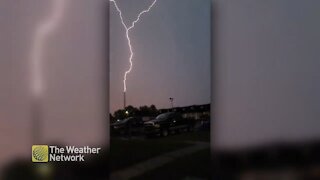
[110, 0, 157, 108]
[110, 0, 157, 92]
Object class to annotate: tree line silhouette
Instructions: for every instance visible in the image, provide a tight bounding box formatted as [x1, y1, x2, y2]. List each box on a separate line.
[110, 105, 158, 123]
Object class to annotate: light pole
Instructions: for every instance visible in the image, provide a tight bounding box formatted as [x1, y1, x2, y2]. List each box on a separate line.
[169, 97, 174, 109]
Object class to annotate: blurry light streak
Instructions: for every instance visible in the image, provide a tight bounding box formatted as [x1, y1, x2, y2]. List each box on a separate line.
[30, 0, 66, 97]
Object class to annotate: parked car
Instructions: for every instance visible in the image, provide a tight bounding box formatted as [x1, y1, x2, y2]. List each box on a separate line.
[198, 119, 210, 131]
[110, 117, 144, 136]
[144, 112, 195, 137]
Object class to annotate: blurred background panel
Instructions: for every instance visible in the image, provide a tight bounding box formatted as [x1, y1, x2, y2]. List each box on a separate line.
[213, 0, 320, 151]
[212, 0, 320, 179]
[0, 0, 108, 175]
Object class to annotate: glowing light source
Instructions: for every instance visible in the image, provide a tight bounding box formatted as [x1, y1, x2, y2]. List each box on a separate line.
[110, 0, 157, 92]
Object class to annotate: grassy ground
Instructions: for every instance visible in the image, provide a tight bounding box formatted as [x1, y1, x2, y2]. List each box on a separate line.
[132, 148, 211, 180]
[110, 131, 210, 172]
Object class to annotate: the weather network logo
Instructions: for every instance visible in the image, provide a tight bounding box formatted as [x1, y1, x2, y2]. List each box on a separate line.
[32, 145, 101, 162]
[32, 145, 49, 162]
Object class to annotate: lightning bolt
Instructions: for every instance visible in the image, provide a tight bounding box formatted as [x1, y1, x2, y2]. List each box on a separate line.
[110, 0, 157, 92]
[31, 0, 66, 97]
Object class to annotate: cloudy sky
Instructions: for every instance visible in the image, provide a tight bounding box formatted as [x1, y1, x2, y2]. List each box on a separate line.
[110, 0, 211, 112]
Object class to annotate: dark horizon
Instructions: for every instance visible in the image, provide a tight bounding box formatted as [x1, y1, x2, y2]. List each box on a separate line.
[111, 102, 211, 114]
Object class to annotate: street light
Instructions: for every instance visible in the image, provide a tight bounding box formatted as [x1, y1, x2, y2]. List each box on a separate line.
[169, 97, 174, 109]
